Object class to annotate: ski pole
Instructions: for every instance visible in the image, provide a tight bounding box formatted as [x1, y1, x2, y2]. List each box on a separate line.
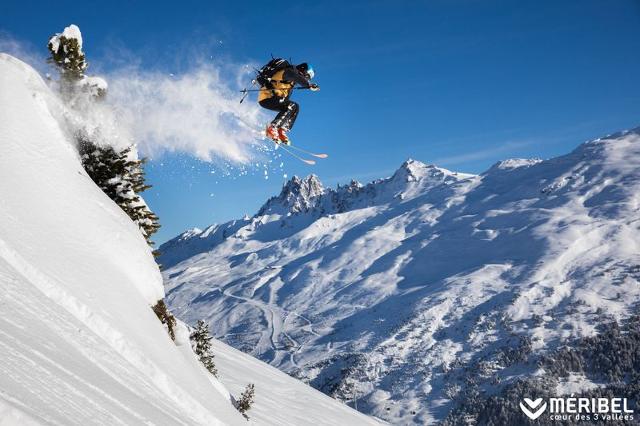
[239, 89, 249, 103]
[239, 87, 314, 103]
[240, 87, 313, 93]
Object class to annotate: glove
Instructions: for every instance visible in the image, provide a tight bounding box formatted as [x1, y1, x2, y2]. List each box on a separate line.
[309, 83, 320, 92]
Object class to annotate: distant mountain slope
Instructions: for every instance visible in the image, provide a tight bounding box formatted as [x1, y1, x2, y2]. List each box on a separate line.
[162, 124, 640, 423]
[0, 53, 378, 426]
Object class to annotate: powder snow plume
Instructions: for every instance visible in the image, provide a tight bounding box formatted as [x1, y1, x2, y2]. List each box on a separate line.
[104, 63, 268, 163]
[1, 31, 268, 164]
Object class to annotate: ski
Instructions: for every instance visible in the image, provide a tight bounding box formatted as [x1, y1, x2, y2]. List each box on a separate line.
[272, 141, 316, 165]
[286, 144, 328, 159]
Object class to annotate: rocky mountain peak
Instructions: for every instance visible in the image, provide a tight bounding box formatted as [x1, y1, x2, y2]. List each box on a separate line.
[258, 174, 326, 215]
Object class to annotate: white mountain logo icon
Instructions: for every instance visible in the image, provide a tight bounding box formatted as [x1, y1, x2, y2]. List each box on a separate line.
[519, 398, 547, 420]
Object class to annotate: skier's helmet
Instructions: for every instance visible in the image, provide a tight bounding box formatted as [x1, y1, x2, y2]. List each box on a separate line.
[296, 63, 315, 80]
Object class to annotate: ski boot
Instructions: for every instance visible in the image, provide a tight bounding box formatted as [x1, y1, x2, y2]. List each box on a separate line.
[265, 124, 279, 142]
[277, 128, 291, 146]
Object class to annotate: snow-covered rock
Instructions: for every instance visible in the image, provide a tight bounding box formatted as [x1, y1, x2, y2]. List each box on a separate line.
[488, 157, 543, 171]
[258, 174, 325, 215]
[0, 54, 378, 426]
[161, 126, 640, 424]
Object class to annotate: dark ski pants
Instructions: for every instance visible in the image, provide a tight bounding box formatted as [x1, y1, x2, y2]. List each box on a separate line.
[259, 97, 299, 131]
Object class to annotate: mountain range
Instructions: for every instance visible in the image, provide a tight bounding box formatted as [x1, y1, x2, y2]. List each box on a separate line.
[160, 128, 640, 424]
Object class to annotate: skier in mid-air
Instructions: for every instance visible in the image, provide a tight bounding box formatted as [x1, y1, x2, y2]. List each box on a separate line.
[256, 59, 319, 145]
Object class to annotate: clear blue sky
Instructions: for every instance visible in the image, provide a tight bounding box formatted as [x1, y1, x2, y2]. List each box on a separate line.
[3, 0, 640, 244]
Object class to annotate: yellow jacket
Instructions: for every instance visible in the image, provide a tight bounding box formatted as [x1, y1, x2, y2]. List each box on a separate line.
[258, 69, 295, 102]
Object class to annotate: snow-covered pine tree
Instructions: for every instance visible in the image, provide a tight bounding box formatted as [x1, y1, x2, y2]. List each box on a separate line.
[78, 139, 133, 208]
[47, 24, 87, 82]
[233, 383, 255, 418]
[47, 25, 160, 250]
[77, 140, 161, 248]
[126, 156, 161, 249]
[190, 320, 218, 377]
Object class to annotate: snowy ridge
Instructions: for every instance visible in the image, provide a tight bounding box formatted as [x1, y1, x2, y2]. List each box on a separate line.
[162, 126, 640, 424]
[0, 54, 377, 426]
[256, 159, 471, 217]
[161, 160, 472, 268]
[488, 157, 543, 171]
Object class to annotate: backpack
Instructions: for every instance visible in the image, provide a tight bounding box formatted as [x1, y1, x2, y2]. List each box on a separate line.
[255, 58, 290, 89]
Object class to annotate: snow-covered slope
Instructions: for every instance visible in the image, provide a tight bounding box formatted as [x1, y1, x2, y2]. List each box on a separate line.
[0, 52, 243, 425]
[210, 338, 381, 425]
[161, 127, 640, 424]
[0, 54, 378, 426]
